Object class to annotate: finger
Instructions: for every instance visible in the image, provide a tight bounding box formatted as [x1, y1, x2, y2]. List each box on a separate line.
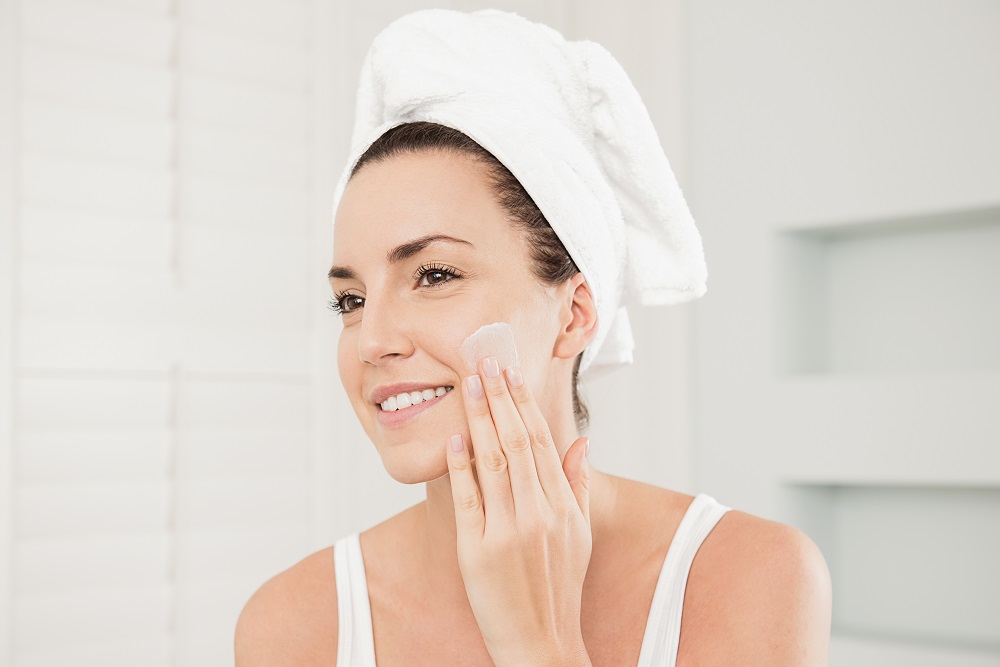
[562, 437, 592, 525]
[503, 365, 576, 505]
[479, 356, 543, 513]
[462, 372, 515, 529]
[446, 433, 485, 540]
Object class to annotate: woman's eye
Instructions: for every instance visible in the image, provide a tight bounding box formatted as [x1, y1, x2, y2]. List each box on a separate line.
[416, 263, 461, 287]
[329, 293, 364, 315]
[341, 295, 364, 312]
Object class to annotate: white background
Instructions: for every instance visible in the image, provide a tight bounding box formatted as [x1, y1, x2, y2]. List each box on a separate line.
[1, 0, 998, 665]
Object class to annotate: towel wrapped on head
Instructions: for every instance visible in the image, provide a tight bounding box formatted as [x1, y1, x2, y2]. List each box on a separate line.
[332, 8, 707, 381]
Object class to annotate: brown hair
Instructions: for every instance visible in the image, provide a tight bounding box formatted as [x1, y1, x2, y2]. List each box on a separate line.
[350, 121, 590, 433]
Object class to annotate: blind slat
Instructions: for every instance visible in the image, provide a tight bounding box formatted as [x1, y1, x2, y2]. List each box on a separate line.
[180, 525, 311, 580]
[14, 636, 172, 667]
[19, 262, 171, 319]
[179, 381, 310, 428]
[21, 100, 174, 166]
[19, 319, 311, 374]
[179, 0, 309, 48]
[18, 319, 175, 373]
[181, 175, 307, 232]
[177, 327, 312, 375]
[15, 583, 171, 651]
[20, 207, 173, 268]
[183, 477, 311, 529]
[186, 225, 308, 274]
[22, 46, 174, 117]
[21, 153, 173, 216]
[17, 431, 171, 482]
[182, 430, 311, 477]
[18, 378, 171, 429]
[19, 261, 309, 325]
[86, 0, 172, 18]
[180, 75, 308, 143]
[16, 481, 172, 539]
[22, 0, 175, 65]
[180, 126, 307, 186]
[177, 328, 312, 374]
[180, 26, 309, 92]
[15, 533, 171, 594]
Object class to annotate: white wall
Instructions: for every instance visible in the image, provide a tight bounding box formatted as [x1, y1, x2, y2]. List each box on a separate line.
[685, 1, 1000, 664]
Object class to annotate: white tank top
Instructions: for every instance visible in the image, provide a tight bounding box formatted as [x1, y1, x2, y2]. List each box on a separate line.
[333, 493, 731, 667]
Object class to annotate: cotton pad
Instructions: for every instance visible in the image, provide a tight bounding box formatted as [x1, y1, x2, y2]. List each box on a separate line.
[460, 322, 520, 374]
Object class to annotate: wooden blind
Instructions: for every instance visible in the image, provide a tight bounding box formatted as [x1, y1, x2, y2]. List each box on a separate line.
[6, 0, 321, 664]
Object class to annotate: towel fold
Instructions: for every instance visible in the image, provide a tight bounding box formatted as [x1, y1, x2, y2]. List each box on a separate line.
[333, 9, 707, 380]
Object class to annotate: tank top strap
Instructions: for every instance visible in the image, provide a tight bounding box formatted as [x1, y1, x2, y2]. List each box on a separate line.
[636, 493, 732, 667]
[333, 532, 377, 667]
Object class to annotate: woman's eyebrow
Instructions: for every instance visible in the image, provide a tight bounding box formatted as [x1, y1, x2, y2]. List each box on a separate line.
[327, 234, 474, 280]
[387, 234, 474, 264]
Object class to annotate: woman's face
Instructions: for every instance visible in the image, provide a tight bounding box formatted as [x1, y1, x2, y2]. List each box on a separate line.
[330, 150, 565, 484]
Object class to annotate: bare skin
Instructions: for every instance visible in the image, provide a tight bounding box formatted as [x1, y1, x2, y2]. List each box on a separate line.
[235, 150, 832, 666]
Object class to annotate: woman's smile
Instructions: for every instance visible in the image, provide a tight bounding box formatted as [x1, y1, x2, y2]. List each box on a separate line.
[375, 385, 456, 429]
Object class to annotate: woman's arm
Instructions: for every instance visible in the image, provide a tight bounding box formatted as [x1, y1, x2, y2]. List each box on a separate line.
[234, 548, 339, 666]
[684, 513, 833, 666]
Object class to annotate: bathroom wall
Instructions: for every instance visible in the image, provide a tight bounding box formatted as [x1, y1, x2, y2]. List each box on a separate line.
[685, 1, 1000, 663]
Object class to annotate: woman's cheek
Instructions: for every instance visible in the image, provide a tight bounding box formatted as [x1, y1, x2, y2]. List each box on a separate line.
[412, 297, 472, 354]
[336, 328, 360, 392]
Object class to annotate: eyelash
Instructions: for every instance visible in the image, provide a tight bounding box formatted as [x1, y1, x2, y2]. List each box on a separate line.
[327, 263, 463, 316]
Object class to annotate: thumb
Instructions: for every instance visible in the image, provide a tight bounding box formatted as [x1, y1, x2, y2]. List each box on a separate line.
[563, 437, 591, 525]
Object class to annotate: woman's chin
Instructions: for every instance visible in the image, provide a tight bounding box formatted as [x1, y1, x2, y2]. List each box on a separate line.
[379, 449, 451, 484]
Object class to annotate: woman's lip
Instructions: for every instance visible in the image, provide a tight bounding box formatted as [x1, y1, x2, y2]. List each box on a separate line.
[370, 382, 454, 406]
[376, 390, 451, 429]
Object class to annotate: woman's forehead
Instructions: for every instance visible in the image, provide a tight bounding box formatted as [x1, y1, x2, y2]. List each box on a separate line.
[332, 153, 517, 265]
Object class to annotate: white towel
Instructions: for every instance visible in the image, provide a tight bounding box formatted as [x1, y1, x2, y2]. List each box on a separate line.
[332, 9, 706, 381]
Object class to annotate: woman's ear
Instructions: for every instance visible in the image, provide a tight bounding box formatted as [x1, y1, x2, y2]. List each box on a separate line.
[553, 273, 598, 360]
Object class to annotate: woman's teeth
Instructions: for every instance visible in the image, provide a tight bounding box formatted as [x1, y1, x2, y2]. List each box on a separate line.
[380, 386, 453, 411]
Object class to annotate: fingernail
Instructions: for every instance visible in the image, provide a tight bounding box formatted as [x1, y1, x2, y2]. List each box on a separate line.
[586, 438, 591, 457]
[482, 356, 500, 378]
[466, 374, 483, 398]
[450, 434, 464, 452]
[504, 366, 523, 387]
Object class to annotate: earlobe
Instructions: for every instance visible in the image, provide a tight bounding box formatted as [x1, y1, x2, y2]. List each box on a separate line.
[553, 275, 598, 360]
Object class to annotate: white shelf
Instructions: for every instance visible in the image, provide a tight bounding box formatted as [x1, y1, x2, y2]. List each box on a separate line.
[832, 632, 1000, 667]
[780, 485, 1000, 653]
[768, 372, 1000, 484]
[774, 203, 1000, 375]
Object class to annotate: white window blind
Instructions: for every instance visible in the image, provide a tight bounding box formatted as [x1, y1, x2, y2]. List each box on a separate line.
[5, 0, 323, 664]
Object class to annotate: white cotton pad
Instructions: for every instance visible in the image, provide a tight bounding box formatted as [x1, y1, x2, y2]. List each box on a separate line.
[460, 322, 520, 374]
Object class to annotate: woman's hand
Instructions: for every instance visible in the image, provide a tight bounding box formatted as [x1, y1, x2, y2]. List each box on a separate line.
[446, 356, 593, 667]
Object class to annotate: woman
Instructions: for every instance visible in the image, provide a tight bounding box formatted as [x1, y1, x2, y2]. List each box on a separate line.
[236, 10, 831, 666]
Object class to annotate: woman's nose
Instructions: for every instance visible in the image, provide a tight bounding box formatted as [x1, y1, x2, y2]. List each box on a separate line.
[356, 293, 414, 365]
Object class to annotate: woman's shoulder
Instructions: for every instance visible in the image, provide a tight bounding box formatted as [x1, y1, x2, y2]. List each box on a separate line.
[234, 545, 339, 666]
[681, 499, 833, 664]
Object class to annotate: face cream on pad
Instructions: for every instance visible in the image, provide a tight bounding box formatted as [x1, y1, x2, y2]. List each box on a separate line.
[460, 322, 521, 374]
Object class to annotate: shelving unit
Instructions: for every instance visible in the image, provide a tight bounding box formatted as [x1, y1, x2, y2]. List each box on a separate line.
[771, 206, 1000, 661]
